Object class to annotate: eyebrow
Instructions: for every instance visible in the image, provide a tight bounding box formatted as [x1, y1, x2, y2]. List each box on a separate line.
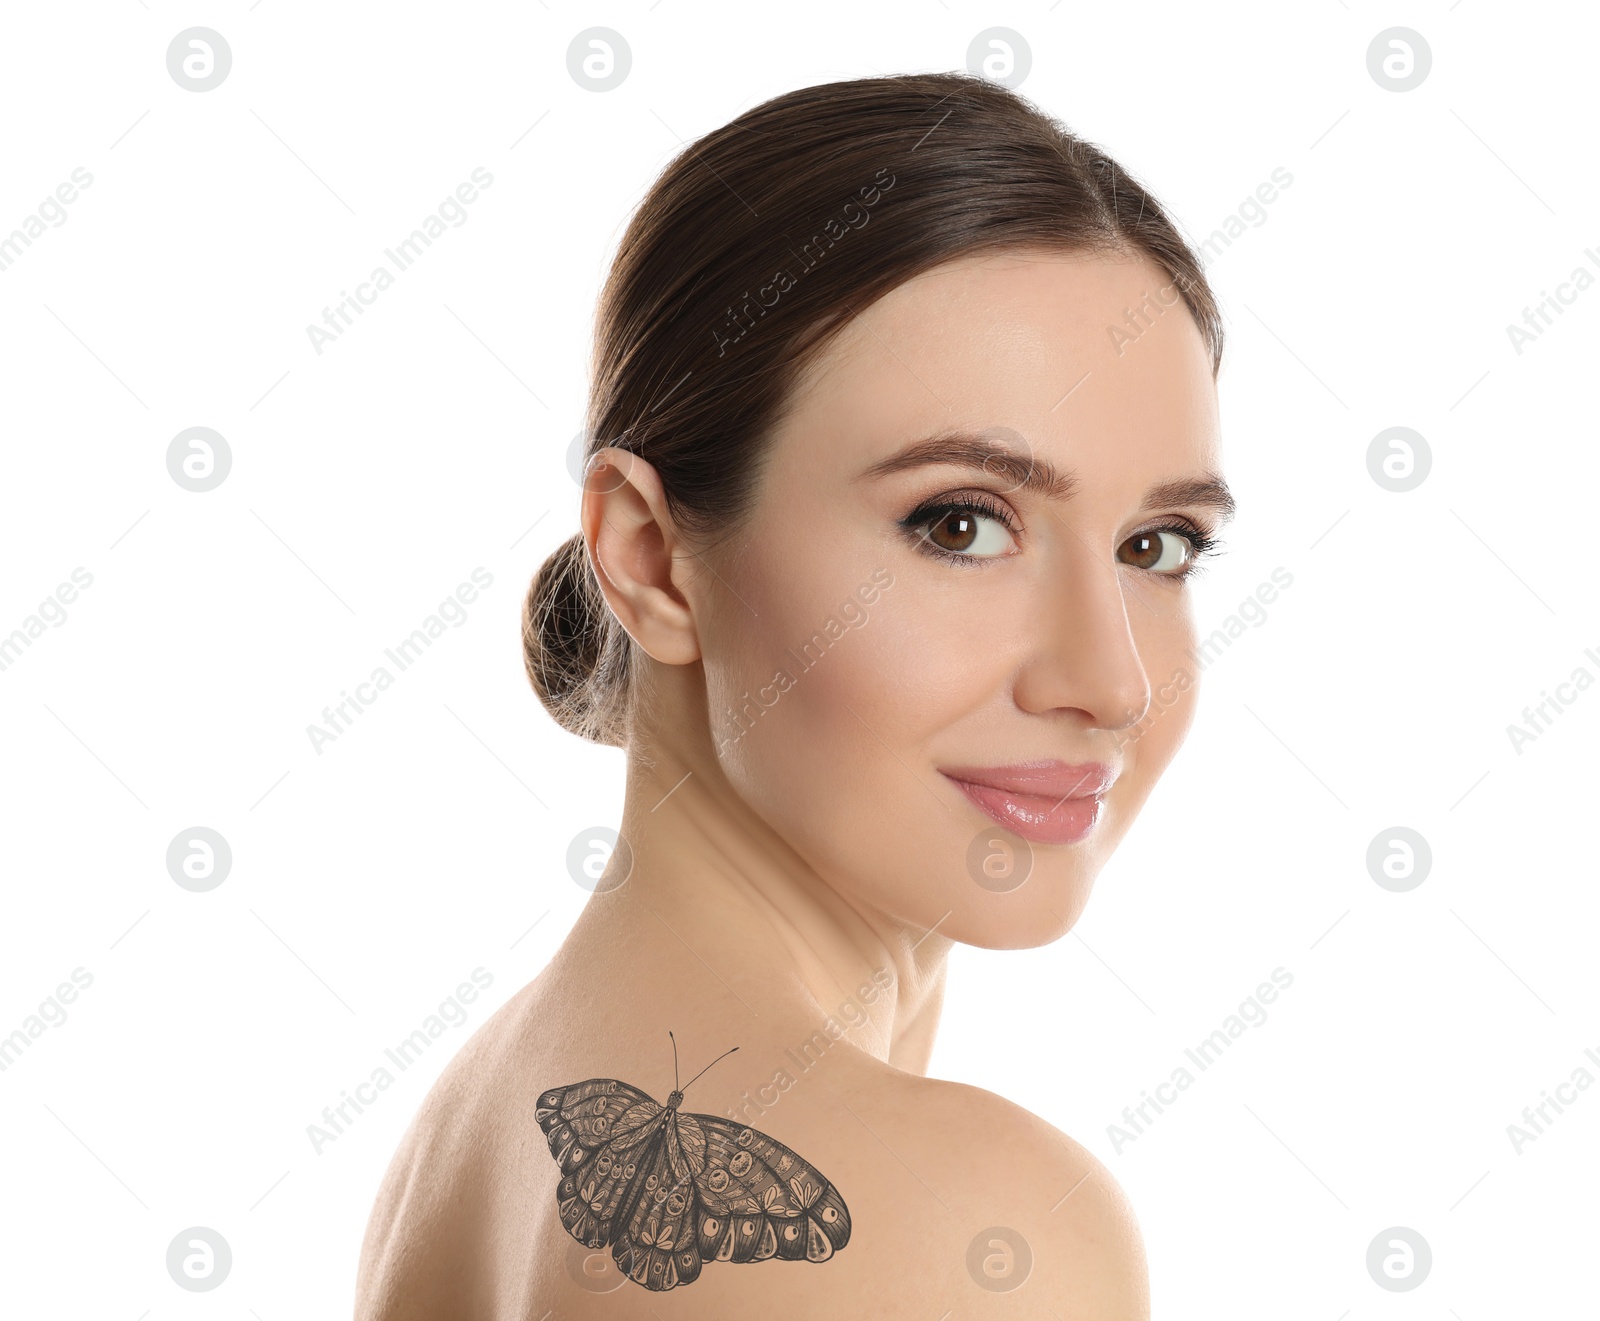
[857, 431, 1237, 523]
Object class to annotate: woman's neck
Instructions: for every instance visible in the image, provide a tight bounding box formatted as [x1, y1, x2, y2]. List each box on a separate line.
[570, 731, 952, 1076]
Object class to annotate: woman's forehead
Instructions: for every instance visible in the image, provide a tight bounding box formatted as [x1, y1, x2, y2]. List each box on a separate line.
[770, 250, 1221, 484]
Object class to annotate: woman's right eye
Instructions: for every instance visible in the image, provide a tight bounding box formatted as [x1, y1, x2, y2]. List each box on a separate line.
[906, 501, 1019, 560]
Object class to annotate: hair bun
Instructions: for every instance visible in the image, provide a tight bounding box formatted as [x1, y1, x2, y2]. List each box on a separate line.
[522, 533, 632, 746]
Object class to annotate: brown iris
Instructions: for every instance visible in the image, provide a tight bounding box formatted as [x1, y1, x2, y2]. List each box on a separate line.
[926, 510, 981, 553]
[1118, 530, 1186, 571]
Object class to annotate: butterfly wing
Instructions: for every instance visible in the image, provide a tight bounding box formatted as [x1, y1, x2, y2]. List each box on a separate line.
[609, 1112, 707, 1292]
[537, 1081, 852, 1290]
[678, 1112, 852, 1266]
[536, 1079, 667, 1249]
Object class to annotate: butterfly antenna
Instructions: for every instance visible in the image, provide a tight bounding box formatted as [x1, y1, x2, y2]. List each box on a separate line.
[680, 1045, 740, 1095]
[669, 1030, 680, 1091]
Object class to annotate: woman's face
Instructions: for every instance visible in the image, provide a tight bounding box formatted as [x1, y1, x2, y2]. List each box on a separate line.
[695, 248, 1228, 948]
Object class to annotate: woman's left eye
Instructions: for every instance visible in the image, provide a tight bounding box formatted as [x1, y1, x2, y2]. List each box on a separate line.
[1117, 528, 1202, 575]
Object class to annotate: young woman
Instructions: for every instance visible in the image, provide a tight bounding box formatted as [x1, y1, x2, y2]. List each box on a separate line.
[357, 71, 1230, 1320]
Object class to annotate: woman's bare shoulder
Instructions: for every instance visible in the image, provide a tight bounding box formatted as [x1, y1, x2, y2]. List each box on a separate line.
[847, 1066, 1150, 1319]
[353, 982, 552, 1320]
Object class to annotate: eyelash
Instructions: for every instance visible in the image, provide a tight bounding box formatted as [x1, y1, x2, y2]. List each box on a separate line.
[898, 494, 1222, 578]
[899, 492, 1021, 567]
[1143, 518, 1221, 580]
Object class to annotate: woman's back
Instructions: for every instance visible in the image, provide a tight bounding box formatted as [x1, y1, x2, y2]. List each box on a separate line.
[353, 891, 1148, 1320]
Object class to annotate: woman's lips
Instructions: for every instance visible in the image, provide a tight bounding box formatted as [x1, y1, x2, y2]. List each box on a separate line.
[939, 761, 1115, 846]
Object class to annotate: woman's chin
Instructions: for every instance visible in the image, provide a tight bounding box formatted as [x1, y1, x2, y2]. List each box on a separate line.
[920, 878, 1099, 952]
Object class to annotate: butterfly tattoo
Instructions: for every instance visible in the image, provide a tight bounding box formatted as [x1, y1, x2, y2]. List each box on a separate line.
[537, 1035, 852, 1292]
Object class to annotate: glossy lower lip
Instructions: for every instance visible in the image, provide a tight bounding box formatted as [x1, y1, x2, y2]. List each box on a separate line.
[940, 761, 1114, 846]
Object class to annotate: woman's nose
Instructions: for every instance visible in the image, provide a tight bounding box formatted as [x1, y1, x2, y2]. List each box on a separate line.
[1010, 547, 1153, 733]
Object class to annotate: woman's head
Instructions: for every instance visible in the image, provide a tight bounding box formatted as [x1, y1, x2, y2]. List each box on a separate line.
[525, 72, 1229, 947]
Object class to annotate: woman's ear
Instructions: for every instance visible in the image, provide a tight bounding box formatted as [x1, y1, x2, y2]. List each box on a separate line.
[579, 447, 701, 665]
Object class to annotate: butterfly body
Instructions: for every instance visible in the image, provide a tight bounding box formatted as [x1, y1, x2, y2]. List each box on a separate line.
[537, 1074, 852, 1292]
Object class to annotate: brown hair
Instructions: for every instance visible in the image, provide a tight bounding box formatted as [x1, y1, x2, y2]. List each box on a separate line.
[523, 71, 1223, 747]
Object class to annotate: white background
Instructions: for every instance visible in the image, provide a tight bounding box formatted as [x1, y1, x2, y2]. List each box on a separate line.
[1, 1, 1595, 1316]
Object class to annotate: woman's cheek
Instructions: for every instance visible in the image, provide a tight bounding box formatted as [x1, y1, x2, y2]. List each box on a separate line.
[766, 617, 912, 752]
[721, 606, 917, 823]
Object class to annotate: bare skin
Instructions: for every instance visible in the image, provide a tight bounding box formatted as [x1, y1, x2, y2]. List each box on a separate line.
[356, 248, 1226, 1320]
